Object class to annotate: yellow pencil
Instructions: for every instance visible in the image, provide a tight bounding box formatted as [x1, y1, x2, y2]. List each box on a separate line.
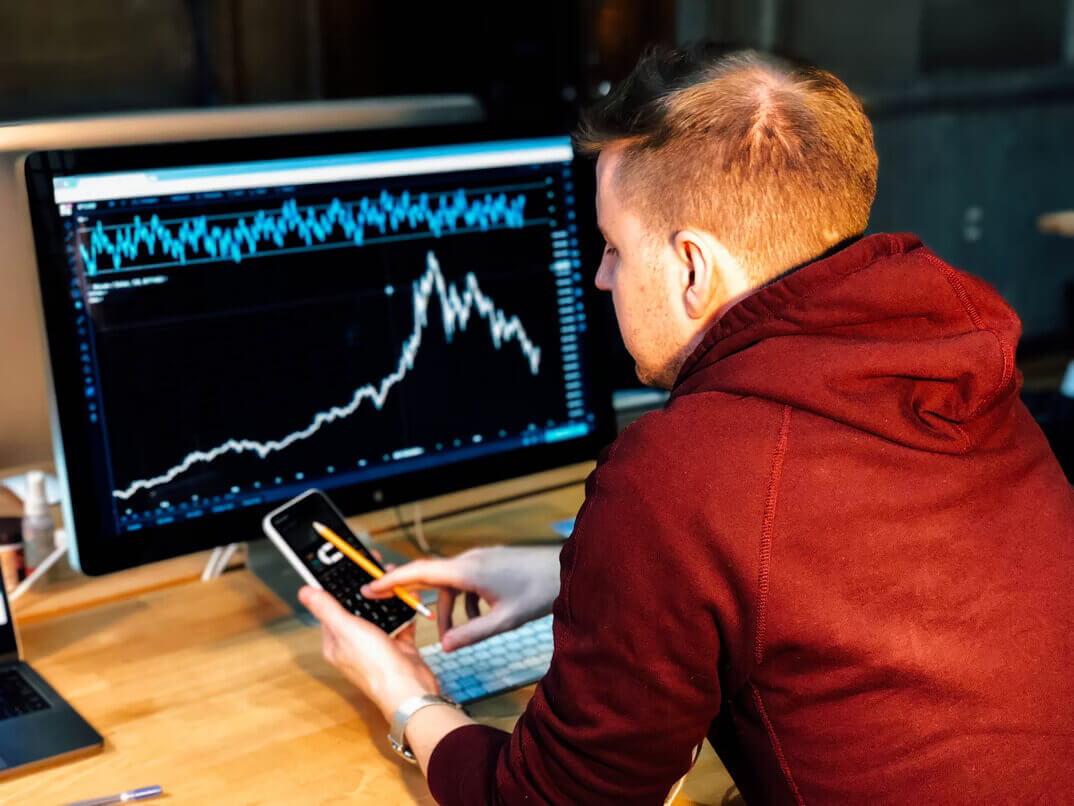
[312, 521, 433, 620]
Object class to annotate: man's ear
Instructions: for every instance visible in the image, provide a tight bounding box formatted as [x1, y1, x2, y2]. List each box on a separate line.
[673, 230, 721, 320]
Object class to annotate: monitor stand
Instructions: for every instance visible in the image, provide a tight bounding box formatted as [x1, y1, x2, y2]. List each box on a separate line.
[245, 536, 417, 626]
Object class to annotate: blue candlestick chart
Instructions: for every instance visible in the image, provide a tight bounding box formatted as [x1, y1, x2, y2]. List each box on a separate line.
[111, 249, 543, 501]
[78, 187, 531, 275]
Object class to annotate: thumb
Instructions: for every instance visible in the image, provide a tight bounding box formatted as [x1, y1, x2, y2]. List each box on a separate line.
[441, 612, 506, 652]
[299, 586, 350, 628]
[394, 620, 418, 647]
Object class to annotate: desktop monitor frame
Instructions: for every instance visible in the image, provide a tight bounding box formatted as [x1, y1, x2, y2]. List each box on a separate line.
[24, 118, 616, 575]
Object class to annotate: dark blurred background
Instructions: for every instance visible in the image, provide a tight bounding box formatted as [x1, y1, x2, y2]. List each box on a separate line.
[3, 0, 1074, 469]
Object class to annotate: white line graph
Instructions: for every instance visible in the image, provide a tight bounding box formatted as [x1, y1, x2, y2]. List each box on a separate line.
[112, 250, 542, 500]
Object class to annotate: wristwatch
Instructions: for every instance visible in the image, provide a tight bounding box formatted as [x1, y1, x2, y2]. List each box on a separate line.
[388, 693, 465, 763]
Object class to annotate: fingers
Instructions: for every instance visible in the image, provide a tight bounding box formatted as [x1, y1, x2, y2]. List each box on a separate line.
[394, 621, 418, 647]
[361, 558, 462, 598]
[299, 585, 351, 629]
[358, 568, 400, 600]
[301, 586, 343, 663]
[442, 612, 506, 652]
[321, 624, 339, 664]
[437, 587, 459, 641]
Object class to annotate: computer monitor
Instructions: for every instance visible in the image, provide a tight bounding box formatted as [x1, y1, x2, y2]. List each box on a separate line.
[24, 122, 614, 575]
[0, 98, 483, 469]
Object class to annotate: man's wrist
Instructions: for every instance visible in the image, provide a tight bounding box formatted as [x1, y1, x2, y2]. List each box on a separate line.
[388, 693, 466, 764]
[403, 701, 466, 744]
[404, 700, 475, 774]
[380, 679, 438, 724]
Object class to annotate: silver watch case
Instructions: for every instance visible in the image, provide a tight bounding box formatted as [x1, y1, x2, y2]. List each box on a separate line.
[388, 693, 464, 763]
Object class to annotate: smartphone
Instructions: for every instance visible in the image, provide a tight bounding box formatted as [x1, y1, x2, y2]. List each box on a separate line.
[262, 489, 416, 635]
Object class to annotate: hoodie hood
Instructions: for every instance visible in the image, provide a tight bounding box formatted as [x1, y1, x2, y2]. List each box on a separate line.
[672, 233, 1022, 454]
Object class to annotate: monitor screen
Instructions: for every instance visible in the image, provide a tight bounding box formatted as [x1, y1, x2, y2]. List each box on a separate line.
[25, 125, 613, 574]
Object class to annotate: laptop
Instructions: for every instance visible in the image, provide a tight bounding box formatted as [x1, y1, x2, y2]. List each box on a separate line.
[0, 578, 102, 777]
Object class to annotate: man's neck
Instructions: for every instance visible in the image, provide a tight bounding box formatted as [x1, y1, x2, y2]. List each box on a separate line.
[760, 232, 864, 290]
[666, 232, 865, 388]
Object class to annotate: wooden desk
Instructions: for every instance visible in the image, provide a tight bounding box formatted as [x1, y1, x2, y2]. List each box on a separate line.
[3, 484, 736, 804]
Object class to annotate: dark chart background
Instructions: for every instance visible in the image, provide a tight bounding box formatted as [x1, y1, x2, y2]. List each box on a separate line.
[67, 159, 591, 533]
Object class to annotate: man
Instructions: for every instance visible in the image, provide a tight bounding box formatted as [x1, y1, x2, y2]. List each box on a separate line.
[299, 46, 1074, 804]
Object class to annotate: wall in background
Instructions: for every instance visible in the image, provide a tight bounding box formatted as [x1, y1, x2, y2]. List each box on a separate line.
[0, 1, 201, 117]
[0, 1, 588, 129]
[869, 104, 1074, 345]
[680, 0, 1074, 349]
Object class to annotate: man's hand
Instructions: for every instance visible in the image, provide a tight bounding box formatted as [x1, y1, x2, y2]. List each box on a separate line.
[298, 586, 439, 723]
[361, 545, 562, 651]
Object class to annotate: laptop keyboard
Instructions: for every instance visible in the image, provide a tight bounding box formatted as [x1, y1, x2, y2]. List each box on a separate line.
[0, 667, 50, 721]
[420, 614, 555, 704]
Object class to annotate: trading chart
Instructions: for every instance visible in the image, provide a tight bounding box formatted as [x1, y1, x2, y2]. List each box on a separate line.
[52, 138, 593, 533]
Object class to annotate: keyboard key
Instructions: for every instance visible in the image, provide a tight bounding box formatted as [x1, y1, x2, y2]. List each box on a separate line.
[0, 668, 50, 722]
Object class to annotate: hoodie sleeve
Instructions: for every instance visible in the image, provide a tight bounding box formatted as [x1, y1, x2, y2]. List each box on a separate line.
[427, 433, 727, 805]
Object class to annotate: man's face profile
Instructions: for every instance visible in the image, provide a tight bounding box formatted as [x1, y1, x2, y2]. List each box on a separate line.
[593, 148, 682, 389]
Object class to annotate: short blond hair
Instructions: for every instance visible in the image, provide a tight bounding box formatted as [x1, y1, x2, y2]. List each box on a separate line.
[573, 46, 878, 283]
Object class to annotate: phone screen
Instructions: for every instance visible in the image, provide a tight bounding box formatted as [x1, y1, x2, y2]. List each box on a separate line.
[268, 490, 415, 632]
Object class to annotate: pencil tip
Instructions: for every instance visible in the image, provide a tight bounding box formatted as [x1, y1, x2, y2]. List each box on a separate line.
[414, 602, 433, 619]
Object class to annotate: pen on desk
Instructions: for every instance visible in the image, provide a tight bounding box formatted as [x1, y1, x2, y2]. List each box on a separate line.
[63, 784, 163, 806]
[312, 521, 434, 620]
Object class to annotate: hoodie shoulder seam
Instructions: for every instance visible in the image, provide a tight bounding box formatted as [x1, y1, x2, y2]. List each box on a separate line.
[923, 252, 1016, 422]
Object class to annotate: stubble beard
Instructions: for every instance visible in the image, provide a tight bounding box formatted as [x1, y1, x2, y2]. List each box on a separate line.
[634, 353, 682, 390]
[634, 333, 697, 390]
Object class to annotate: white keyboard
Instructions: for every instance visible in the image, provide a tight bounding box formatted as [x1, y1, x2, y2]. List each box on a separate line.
[420, 614, 555, 704]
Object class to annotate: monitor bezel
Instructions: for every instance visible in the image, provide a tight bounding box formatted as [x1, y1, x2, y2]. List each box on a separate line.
[24, 122, 616, 576]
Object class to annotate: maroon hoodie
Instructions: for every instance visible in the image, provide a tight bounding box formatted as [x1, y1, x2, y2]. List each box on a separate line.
[428, 233, 1074, 804]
